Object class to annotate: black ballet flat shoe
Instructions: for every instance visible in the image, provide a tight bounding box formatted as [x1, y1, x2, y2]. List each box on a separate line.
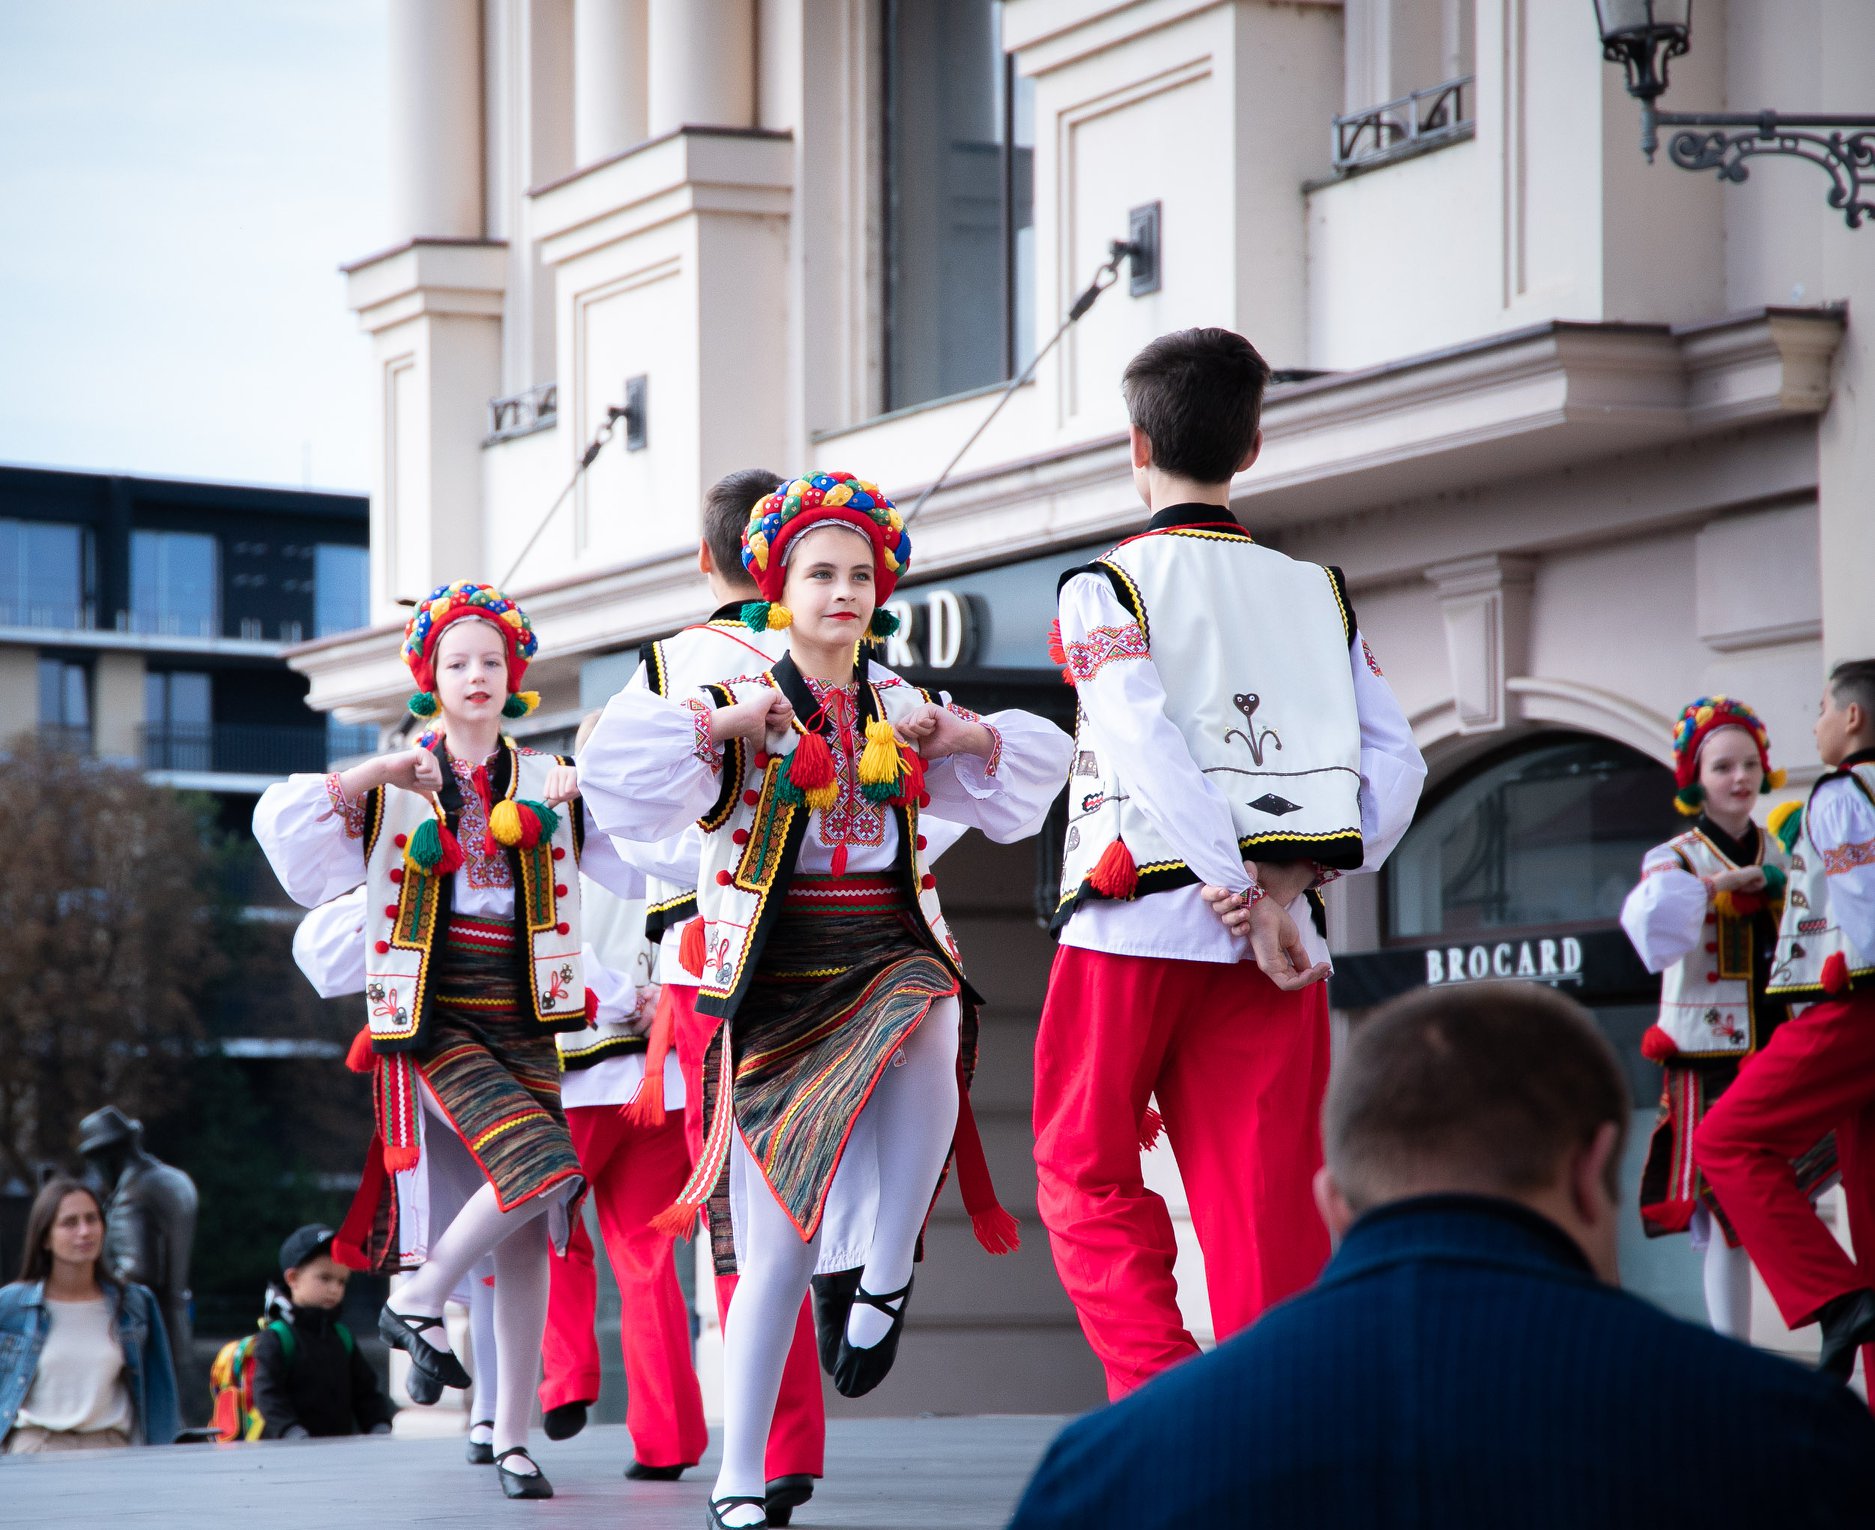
[466, 1422, 495, 1465]
[379, 1305, 472, 1391]
[765, 1473, 815, 1527]
[831, 1276, 914, 1399]
[542, 1399, 589, 1441]
[810, 1268, 862, 1377]
[1817, 1288, 1875, 1379]
[707, 1493, 770, 1528]
[406, 1365, 442, 1407]
[626, 1460, 692, 1480]
[495, 1448, 554, 1500]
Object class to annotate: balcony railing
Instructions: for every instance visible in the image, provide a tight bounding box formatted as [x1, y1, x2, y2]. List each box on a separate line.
[1333, 75, 1474, 172]
[141, 722, 377, 778]
[488, 381, 558, 444]
[36, 724, 94, 756]
[0, 599, 96, 632]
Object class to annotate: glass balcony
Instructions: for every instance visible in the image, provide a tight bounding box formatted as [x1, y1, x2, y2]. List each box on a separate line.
[140, 722, 375, 777]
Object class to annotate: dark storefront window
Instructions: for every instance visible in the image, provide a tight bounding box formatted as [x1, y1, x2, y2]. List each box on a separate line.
[1386, 734, 1679, 942]
[131, 529, 219, 638]
[882, 0, 1036, 411]
[0, 518, 92, 630]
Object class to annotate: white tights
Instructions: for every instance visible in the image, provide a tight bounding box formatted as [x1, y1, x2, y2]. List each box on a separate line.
[467, 1261, 497, 1439]
[710, 999, 961, 1526]
[1700, 1222, 1753, 1338]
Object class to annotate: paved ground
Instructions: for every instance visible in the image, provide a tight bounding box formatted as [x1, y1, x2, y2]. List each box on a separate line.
[0, 1416, 1064, 1530]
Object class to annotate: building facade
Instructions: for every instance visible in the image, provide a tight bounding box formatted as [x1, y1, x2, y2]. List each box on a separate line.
[298, 0, 1875, 1406]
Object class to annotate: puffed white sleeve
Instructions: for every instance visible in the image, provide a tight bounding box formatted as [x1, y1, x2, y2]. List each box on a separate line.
[1620, 844, 1709, 973]
[1345, 633, 1427, 873]
[578, 683, 727, 844]
[1810, 778, 1875, 964]
[577, 806, 648, 901]
[253, 772, 372, 909]
[919, 703, 1072, 843]
[291, 888, 369, 999]
[613, 823, 706, 887]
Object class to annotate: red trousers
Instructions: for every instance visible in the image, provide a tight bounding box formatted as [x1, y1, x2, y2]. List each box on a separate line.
[540, 1103, 708, 1469]
[669, 982, 826, 1479]
[1033, 945, 1332, 1399]
[1695, 990, 1875, 1332]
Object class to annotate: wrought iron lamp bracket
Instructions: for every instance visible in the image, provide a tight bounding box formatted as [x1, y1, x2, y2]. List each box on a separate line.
[1640, 105, 1875, 229]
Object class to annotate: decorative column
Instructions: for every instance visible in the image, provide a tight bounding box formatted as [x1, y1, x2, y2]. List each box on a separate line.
[387, 0, 485, 240]
[574, 0, 648, 164]
[647, 0, 754, 136]
[1425, 553, 1536, 735]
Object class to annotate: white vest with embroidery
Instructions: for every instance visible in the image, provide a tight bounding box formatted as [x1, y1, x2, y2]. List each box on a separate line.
[640, 618, 789, 948]
[687, 671, 968, 1018]
[362, 745, 584, 1051]
[1654, 827, 1787, 1058]
[1057, 526, 1362, 922]
[1769, 763, 1875, 1000]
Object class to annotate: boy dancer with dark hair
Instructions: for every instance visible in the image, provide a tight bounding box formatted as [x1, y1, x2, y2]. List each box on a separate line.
[1034, 327, 1425, 1399]
[1697, 658, 1875, 1381]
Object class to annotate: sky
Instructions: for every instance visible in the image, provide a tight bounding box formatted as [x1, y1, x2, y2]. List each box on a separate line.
[0, 0, 390, 493]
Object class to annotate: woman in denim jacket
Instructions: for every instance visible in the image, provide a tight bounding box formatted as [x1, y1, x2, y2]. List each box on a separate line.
[0, 1176, 180, 1451]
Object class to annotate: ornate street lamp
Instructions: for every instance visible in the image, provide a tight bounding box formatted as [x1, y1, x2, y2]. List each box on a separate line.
[1593, 0, 1875, 228]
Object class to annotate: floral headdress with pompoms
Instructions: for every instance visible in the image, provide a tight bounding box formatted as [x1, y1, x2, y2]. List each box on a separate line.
[1670, 694, 1785, 817]
[737, 471, 911, 640]
[401, 579, 540, 721]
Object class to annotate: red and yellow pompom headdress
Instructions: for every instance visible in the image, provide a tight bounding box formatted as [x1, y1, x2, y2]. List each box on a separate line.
[401, 579, 541, 720]
[1670, 694, 1784, 816]
[737, 471, 911, 639]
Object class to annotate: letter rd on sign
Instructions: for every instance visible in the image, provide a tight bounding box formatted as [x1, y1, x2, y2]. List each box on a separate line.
[878, 589, 981, 670]
[1424, 937, 1585, 987]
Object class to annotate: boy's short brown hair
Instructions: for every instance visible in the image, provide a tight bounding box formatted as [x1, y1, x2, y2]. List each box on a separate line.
[1120, 328, 1271, 485]
[703, 468, 784, 589]
[1828, 658, 1875, 719]
[1324, 982, 1629, 1213]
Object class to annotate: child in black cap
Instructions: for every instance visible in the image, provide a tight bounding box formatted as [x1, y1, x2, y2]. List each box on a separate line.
[251, 1224, 395, 1440]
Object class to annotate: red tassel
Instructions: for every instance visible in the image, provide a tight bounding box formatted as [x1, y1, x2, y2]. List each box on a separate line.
[1139, 1106, 1165, 1151]
[345, 1028, 376, 1075]
[1088, 838, 1138, 899]
[1640, 1025, 1679, 1064]
[583, 987, 600, 1025]
[894, 747, 927, 807]
[1047, 620, 1067, 665]
[678, 917, 707, 979]
[649, 1203, 698, 1240]
[382, 1142, 420, 1172]
[514, 803, 543, 850]
[950, 1076, 1019, 1255]
[830, 842, 849, 878]
[790, 731, 836, 791]
[622, 989, 675, 1129]
[1823, 951, 1852, 996]
[434, 824, 464, 875]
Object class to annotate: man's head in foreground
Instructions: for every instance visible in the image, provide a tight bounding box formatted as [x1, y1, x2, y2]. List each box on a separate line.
[1317, 980, 1629, 1282]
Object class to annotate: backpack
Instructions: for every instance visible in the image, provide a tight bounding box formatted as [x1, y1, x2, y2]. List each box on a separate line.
[209, 1315, 354, 1442]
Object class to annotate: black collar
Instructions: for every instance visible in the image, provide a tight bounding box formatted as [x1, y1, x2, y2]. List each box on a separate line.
[1839, 746, 1875, 772]
[709, 600, 748, 624]
[769, 652, 882, 734]
[1144, 502, 1249, 535]
[1696, 814, 1760, 868]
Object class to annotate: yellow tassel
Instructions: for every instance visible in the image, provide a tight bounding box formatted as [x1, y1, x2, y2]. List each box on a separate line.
[803, 777, 839, 813]
[516, 690, 540, 715]
[1768, 799, 1802, 842]
[1712, 889, 1738, 918]
[859, 718, 903, 790]
[1767, 766, 1787, 790]
[766, 604, 793, 631]
[1673, 796, 1702, 817]
[487, 797, 526, 847]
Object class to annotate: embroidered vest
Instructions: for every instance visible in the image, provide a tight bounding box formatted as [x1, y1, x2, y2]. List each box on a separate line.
[1055, 522, 1361, 924]
[1768, 763, 1875, 1000]
[687, 657, 976, 1019]
[639, 616, 788, 945]
[1654, 827, 1787, 1058]
[557, 870, 655, 1071]
[361, 741, 584, 1052]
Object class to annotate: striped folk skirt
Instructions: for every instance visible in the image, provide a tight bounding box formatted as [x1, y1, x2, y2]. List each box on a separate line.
[354, 916, 584, 1274]
[682, 876, 969, 1275]
[1641, 1059, 1837, 1243]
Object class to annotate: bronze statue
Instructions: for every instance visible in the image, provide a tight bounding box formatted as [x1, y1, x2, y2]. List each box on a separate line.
[76, 1106, 198, 1374]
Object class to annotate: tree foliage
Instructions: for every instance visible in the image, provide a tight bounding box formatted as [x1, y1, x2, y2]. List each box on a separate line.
[0, 742, 223, 1184]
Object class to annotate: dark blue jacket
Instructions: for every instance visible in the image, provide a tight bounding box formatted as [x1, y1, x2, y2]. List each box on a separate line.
[1010, 1195, 1875, 1530]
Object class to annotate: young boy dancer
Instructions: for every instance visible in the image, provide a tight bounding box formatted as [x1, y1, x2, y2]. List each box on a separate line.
[1697, 660, 1875, 1380]
[1619, 697, 1819, 1336]
[1034, 328, 1425, 1399]
[581, 474, 1071, 1528]
[256, 580, 606, 1499]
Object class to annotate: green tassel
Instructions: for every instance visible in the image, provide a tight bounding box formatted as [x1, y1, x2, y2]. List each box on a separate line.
[860, 779, 898, 803]
[1673, 784, 1704, 817]
[501, 694, 529, 719]
[521, 799, 560, 842]
[1762, 863, 1788, 897]
[407, 691, 439, 718]
[741, 601, 771, 633]
[406, 817, 445, 870]
[868, 608, 901, 638]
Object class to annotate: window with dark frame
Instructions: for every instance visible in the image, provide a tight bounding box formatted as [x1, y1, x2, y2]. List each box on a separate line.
[0, 519, 92, 631]
[882, 0, 1036, 413]
[36, 655, 92, 753]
